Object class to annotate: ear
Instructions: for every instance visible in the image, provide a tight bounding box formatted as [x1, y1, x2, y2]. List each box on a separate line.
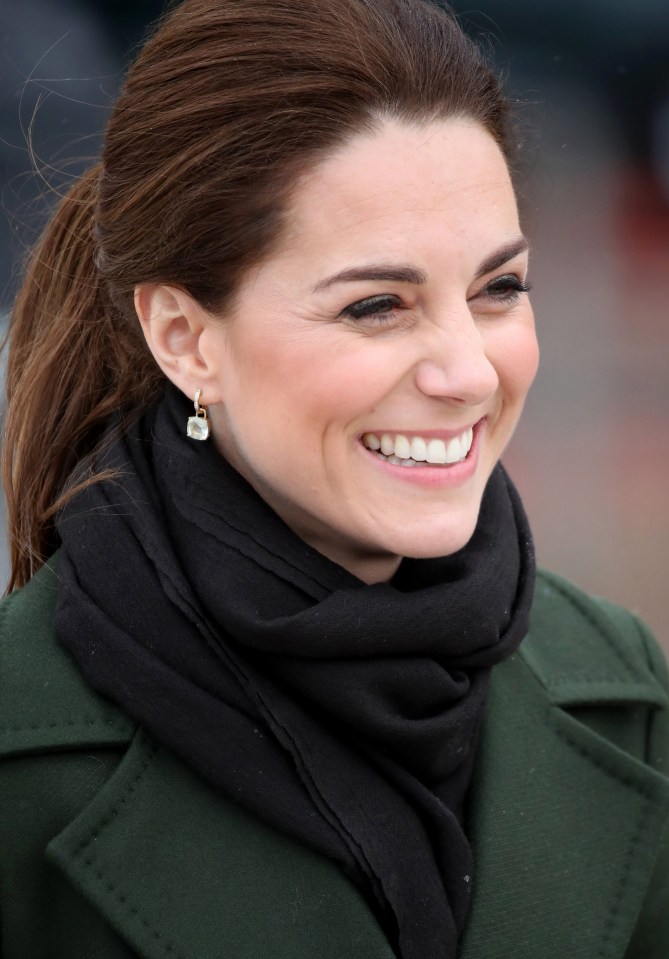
[134, 284, 224, 404]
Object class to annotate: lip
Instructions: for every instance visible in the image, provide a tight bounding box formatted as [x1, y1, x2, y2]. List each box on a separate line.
[357, 418, 485, 487]
[359, 424, 479, 442]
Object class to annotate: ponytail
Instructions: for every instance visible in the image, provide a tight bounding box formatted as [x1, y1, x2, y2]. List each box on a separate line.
[2, 165, 163, 591]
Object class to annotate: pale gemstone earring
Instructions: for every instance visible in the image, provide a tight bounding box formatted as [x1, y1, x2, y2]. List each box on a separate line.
[186, 389, 210, 440]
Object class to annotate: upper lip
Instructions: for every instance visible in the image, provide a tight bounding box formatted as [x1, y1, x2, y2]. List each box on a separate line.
[359, 419, 483, 440]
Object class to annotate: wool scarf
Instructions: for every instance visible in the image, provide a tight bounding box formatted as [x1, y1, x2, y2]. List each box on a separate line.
[55, 385, 536, 959]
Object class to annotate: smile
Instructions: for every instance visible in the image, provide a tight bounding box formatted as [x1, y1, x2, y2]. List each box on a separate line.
[361, 427, 475, 467]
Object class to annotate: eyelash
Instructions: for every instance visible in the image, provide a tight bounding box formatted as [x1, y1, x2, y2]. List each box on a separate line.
[483, 274, 533, 303]
[341, 294, 401, 322]
[339, 274, 532, 325]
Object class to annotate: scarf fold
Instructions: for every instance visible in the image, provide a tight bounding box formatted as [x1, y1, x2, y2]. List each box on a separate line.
[55, 385, 536, 959]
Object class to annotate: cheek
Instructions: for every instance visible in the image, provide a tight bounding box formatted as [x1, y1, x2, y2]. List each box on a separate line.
[237, 333, 393, 422]
[221, 344, 379, 494]
[492, 321, 539, 402]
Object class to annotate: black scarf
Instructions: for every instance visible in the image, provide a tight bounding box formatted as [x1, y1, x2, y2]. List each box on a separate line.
[55, 385, 535, 959]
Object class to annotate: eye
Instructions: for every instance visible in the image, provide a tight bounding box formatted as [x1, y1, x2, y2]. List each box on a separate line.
[339, 293, 402, 323]
[478, 273, 532, 305]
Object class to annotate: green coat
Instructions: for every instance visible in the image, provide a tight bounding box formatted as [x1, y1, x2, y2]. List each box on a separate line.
[1, 558, 668, 958]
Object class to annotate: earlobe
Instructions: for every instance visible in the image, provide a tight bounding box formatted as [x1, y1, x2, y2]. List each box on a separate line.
[134, 284, 223, 402]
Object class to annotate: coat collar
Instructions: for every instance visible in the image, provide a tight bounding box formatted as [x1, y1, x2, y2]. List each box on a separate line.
[521, 569, 668, 711]
[47, 729, 397, 959]
[460, 570, 669, 958]
[46, 569, 669, 959]
[460, 649, 669, 958]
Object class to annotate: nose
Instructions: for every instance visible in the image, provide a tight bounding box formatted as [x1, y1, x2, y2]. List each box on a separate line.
[413, 319, 499, 407]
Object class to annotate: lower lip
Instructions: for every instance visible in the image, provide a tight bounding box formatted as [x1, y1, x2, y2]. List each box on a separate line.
[358, 420, 484, 488]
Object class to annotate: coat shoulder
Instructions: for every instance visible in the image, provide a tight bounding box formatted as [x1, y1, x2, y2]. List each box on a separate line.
[463, 570, 669, 959]
[0, 556, 134, 758]
[527, 570, 669, 959]
[523, 567, 669, 712]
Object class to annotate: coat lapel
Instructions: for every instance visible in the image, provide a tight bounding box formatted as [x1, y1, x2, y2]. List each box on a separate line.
[460, 571, 669, 959]
[47, 728, 395, 959]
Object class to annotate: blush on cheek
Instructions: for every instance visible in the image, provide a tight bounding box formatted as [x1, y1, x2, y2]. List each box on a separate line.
[522, 334, 540, 389]
[502, 328, 540, 396]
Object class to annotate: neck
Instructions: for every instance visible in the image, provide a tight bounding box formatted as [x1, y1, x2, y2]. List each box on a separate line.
[313, 544, 403, 584]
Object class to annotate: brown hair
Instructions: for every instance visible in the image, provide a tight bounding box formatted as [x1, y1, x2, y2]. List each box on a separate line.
[2, 0, 512, 590]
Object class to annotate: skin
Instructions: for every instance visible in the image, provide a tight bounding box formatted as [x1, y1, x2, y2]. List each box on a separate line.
[136, 119, 539, 583]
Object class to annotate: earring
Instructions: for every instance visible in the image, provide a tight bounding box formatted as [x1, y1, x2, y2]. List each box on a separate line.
[186, 389, 210, 440]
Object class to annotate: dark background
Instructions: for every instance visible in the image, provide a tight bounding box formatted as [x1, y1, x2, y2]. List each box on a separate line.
[1, 0, 668, 647]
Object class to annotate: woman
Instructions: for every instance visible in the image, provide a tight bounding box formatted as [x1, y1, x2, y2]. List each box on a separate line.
[1, 0, 667, 956]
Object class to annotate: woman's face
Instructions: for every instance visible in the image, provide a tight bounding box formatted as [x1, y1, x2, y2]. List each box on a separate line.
[201, 119, 538, 582]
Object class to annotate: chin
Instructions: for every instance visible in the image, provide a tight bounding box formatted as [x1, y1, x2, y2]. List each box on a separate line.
[384, 515, 481, 563]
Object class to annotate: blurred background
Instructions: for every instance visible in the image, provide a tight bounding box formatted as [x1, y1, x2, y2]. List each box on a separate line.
[1, 0, 668, 649]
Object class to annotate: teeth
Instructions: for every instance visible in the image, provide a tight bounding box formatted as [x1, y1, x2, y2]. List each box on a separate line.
[382, 453, 417, 467]
[445, 437, 462, 464]
[362, 427, 474, 465]
[380, 434, 395, 456]
[426, 439, 447, 464]
[410, 437, 427, 461]
[394, 435, 411, 459]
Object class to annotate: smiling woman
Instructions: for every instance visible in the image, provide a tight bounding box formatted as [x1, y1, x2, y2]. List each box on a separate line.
[137, 120, 538, 580]
[0, 1, 667, 958]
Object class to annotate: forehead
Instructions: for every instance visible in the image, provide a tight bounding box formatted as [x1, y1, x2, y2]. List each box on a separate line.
[281, 119, 518, 252]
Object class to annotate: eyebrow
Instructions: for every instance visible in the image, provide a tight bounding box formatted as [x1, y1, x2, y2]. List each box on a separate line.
[473, 236, 530, 279]
[312, 264, 427, 293]
[312, 236, 530, 294]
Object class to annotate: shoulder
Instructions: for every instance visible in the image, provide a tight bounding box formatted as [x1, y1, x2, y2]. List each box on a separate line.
[466, 572, 669, 959]
[0, 555, 134, 758]
[486, 569, 669, 764]
[527, 570, 669, 958]
[524, 567, 669, 706]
